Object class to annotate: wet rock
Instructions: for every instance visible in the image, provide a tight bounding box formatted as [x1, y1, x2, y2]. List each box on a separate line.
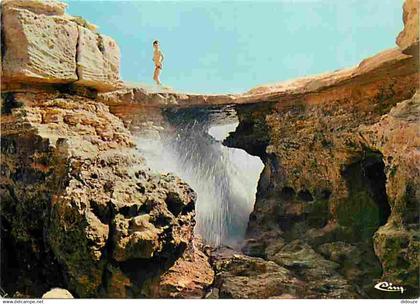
[374, 224, 419, 294]
[268, 240, 358, 298]
[318, 242, 360, 265]
[265, 238, 286, 259]
[205, 288, 220, 299]
[317, 240, 382, 293]
[241, 238, 266, 258]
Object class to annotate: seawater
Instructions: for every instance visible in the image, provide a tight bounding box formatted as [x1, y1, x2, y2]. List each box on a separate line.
[136, 113, 263, 247]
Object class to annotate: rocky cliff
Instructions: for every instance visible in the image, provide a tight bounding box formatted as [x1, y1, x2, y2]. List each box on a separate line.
[1, 0, 212, 298]
[221, 3, 419, 298]
[1, 0, 418, 299]
[100, 0, 419, 298]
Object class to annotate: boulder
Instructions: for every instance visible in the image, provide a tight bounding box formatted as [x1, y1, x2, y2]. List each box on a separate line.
[210, 246, 357, 299]
[149, 238, 214, 298]
[2, 7, 78, 84]
[1, 0, 67, 16]
[396, 0, 420, 55]
[76, 26, 121, 91]
[1, 0, 122, 92]
[211, 249, 305, 299]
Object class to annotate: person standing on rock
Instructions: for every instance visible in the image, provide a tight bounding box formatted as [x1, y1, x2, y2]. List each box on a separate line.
[152, 40, 164, 85]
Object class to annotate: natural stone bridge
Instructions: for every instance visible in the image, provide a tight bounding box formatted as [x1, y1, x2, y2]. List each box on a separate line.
[1, 0, 419, 299]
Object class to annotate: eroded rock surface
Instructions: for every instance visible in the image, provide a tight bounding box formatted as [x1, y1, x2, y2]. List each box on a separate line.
[210, 246, 358, 299]
[2, 0, 67, 16]
[1, 0, 121, 92]
[362, 92, 420, 292]
[396, 0, 419, 55]
[0, 92, 197, 297]
[222, 30, 419, 300]
[2, 6, 79, 84]
[76, 27, 121, 91]
[148, 238, 214, 298]
[1, 0, 419, 299]
[0, 0, 212, 299]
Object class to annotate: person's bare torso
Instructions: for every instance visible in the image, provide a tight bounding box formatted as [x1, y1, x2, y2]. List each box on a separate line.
[153, 49, 163, 66]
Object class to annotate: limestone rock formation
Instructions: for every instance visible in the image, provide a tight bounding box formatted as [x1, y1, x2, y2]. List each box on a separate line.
[0, 0, 212, 299]
[76, 27, 121, 91]
[396, 0, 419, 55]
[211, 248, 304, 299]
[222, 25, 419, 299]
[95, 1, 419, 298]
[361, 92, 420, 290]
[1, 0, 121, 92]
[1, 0, 67, 15]
[2, 6, 79, 84]
[148, 238, 214, 298]
[97, 86, 237, 108]
[210, 246, 357, 299]
[0, 92, 197, 297]
[1, 0, 419, 299]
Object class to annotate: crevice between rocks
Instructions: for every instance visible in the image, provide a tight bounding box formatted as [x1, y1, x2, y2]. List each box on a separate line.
[74, 27, 80, 81]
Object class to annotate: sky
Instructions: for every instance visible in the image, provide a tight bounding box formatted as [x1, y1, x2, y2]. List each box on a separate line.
[65, 0, 404, 94]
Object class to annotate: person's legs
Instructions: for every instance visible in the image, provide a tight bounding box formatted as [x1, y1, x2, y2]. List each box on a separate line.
[153, 67, 158, 83]
[153, 66, 161, 85]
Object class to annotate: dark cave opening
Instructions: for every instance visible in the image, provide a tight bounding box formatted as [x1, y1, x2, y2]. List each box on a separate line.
[338, 150, 391, 240]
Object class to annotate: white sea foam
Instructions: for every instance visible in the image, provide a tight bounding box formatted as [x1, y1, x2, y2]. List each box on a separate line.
[136, 117, 263, 247]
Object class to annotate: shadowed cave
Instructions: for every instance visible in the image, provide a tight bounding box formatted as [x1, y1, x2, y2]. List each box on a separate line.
[338, 150, 391, 241]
